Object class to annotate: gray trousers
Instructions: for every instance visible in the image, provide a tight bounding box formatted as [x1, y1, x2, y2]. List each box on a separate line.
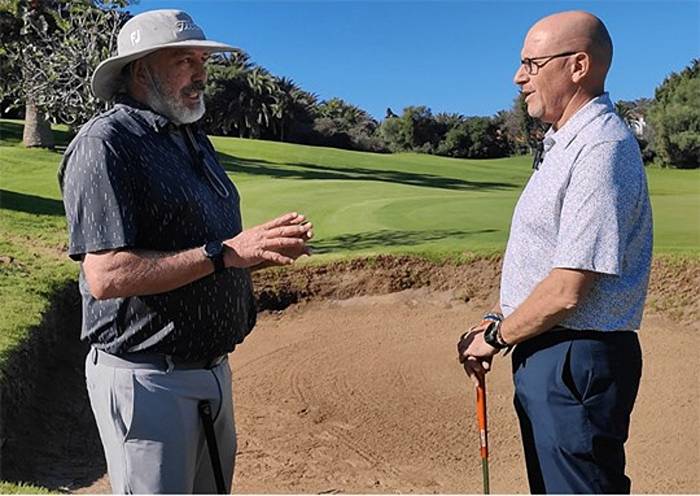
[85, 348, 236, 494]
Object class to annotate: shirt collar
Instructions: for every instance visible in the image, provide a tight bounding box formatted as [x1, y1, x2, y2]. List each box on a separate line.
[544, 92, 613, 151]
[114, 94, 178, 132]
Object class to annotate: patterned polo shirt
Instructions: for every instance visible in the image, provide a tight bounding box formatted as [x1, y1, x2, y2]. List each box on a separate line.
[59, 97, 256, 360]
[500, 93, 653, 331]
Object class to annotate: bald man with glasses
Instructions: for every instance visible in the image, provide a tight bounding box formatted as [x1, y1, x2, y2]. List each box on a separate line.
[458, 11, 652, 494]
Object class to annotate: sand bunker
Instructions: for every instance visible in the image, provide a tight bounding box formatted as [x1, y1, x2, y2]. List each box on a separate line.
[4, 257, 698, 493]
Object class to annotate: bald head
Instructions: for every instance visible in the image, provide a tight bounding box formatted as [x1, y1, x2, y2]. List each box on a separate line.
[514, 11, 614, 128]
[526, 11, 613, 86]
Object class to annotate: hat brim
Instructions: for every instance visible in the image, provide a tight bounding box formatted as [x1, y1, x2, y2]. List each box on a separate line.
[91, 39, 236, 101]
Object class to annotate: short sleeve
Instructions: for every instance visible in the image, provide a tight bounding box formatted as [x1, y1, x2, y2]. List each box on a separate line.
[552, 140, 643, 276]
[61, 136, 139, 260]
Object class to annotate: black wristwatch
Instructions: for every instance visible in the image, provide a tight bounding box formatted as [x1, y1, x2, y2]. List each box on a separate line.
[483, 319, 509, 350]
[202, 240, 226, 274]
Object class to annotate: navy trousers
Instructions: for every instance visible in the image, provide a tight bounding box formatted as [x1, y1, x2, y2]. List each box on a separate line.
[512, 329, 642, 494]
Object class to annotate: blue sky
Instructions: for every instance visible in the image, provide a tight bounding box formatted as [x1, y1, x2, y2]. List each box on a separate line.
[130, 1, 700, 119]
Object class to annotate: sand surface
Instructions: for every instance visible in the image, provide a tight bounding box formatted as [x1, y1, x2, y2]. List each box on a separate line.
[68, 289, 699, 494]
[5, 257, 698, 494]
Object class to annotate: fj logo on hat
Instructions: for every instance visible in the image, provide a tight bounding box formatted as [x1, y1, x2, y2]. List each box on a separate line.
[176, 20, 199, 32]
[130, 29, 141, 46]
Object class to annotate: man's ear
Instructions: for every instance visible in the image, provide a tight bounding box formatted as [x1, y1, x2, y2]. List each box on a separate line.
[571, 52, 590, 84]
[131, 58, 150, 88]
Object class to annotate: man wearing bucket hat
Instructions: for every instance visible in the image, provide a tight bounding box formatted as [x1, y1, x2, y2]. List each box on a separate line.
[59, 9, 312, 493]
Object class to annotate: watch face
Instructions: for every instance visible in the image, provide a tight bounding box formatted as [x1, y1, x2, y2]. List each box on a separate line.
[485, 320, 497, 337]
[484, 321, 500, 347]
[204, 240, 223, 258]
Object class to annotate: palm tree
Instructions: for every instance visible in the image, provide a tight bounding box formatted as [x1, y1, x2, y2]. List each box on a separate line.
[270, 77, 319, 141]
[245, 67, 277, 138]
[204, 50, 318, 142]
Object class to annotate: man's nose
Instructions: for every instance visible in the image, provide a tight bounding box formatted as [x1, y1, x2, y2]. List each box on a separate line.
[193, 61, 207, 83]
[513, 64, 528, 86]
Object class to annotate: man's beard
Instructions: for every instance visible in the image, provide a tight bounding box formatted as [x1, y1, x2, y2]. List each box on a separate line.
[144, 67, 206, 125]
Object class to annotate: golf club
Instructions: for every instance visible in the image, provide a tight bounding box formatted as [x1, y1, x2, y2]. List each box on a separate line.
[476, 374, 490, 494]
[199, 399, 227, 494]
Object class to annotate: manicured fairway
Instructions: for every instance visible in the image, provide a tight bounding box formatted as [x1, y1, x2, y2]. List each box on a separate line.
[213, 134, 699, 256]
[2, 118, 698, 261]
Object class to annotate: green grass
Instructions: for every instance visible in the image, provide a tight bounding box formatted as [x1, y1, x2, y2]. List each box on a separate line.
[0, 121, 76, 383]
[215, 133, 699, 256]
[0, 481, 52, 494]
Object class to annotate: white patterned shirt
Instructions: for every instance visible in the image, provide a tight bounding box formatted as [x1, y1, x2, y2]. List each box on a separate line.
[500, 93, 653, 331]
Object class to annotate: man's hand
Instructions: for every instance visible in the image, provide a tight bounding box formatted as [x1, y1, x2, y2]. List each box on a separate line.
[224, 212, 313, 269]
[457, 320, 498, 386]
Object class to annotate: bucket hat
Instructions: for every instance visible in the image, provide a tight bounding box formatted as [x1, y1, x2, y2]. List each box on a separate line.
[91, 9, 235, 101]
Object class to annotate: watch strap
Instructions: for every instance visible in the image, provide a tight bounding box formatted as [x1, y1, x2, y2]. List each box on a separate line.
[211, 251, 225, 273]
[203, 241, 226, 274]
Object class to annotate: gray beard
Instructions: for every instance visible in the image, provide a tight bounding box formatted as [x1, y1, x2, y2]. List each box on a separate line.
[145, 68, 205, 125]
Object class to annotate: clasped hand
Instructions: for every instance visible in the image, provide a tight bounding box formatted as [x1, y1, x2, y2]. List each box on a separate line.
[224, 212, 313, 269]
[457, 320, 498, 386]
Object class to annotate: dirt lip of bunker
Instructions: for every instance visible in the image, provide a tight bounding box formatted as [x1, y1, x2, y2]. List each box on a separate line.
[0, 255, 697, 491]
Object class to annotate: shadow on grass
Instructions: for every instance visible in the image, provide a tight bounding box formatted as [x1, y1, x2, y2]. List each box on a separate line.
[0, 120, 73, 148]
[0, 189, 65, 216]
[217, 151, 515, 192]
[1, 283, 106, 491]
[311, 228, 498, 254]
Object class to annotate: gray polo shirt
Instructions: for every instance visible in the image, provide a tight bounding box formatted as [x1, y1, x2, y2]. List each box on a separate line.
[500, 93, 653, 331]
[59, 97, 256, 360]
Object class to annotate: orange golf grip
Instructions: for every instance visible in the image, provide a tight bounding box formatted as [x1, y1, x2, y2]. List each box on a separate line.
[476, 379, 489, 459]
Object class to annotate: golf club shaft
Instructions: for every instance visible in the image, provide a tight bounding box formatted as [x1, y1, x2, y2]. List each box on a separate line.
[477, 376, 490, 494]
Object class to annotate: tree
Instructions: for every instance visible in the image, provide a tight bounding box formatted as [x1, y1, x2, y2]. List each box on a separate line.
[378, 114, 404, 152]
[379, 105, 443, 153]
[0, 3, 23, 118]
[615, 98, 655, 162]
[647, 59, 700, 168]
[614, 100, 635, 125]
[1, 1, 130, 147]
[312, 97, 383, 151]
[436, 116, 506, 159]
[1, 0, 60, 148]
[204, 55, 278, 139]
[204, 52, 250, 136]
[270, 77, 308, 142]
[204, 52, 320, 144]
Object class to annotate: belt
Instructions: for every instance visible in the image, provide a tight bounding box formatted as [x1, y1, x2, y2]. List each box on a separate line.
[513, 327, 639, 362]
[92, 348, 227, 372]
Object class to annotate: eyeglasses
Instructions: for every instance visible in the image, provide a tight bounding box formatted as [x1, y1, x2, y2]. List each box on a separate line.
[520, 51, 578, 75]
